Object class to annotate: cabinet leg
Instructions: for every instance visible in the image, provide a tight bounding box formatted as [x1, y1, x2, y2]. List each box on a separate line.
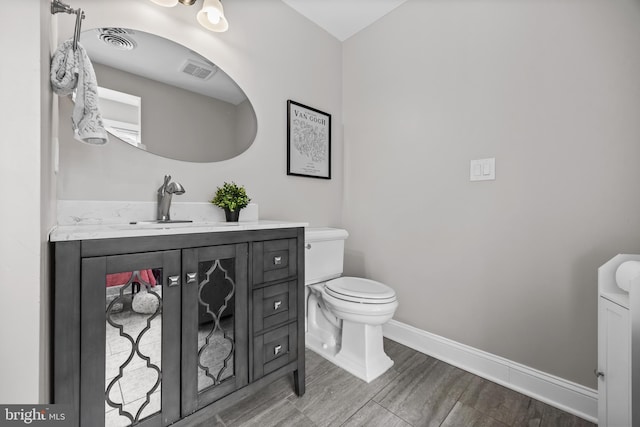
[293, 369, 305, 396]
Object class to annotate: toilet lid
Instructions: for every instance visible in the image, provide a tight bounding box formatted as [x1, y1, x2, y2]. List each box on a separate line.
[325, 277, 396, 304]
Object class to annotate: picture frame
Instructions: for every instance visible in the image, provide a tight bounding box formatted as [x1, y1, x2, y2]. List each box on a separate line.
[287, 100, 331, 179]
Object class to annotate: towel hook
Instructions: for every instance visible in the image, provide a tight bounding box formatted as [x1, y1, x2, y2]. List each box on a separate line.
[72, 8, 85, 51]
[51, 0, 85, 51]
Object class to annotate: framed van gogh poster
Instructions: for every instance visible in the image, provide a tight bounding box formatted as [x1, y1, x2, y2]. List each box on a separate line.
[287, 100, 331, 179]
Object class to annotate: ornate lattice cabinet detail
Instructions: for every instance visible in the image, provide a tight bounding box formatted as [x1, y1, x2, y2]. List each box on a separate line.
[52, 227, 305, 427]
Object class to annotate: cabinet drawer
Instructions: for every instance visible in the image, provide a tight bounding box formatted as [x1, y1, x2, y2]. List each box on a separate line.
[253, 323, 297, 379]
[253, 281, 297, 332]
[253, 239, 297, 285]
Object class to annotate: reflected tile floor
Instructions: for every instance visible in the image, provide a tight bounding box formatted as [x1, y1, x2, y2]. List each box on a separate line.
[105, 304, 163, 427]
[206, 339, 595, 427]
[105, 310, 237, 426]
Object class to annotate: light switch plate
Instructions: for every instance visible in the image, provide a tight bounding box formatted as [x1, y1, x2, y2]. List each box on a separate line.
[470, 158, 495, 181]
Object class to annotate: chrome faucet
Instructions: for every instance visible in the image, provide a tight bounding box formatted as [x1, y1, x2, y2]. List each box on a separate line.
[157, 175, 185, 221]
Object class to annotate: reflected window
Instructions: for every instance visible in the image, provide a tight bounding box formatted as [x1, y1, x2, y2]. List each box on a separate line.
[98, 86, 144, 149]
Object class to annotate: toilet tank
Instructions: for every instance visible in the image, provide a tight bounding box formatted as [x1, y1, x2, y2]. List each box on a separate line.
[304, 228, 349, 285]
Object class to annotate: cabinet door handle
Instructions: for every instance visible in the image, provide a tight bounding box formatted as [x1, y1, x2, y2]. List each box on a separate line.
[274, 300, 282, 310]
[274, 345, 282, 355]
[186, 272, 197, 284]
[594, 369, 605, 379]
[168, 275, 180, 287]
[273, 256, 282, 265]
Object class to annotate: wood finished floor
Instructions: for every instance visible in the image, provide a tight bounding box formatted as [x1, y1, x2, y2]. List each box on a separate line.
[199, 339, 595, 427]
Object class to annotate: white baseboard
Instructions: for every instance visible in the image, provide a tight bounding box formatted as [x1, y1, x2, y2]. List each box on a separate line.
[382, 319, 598, 424]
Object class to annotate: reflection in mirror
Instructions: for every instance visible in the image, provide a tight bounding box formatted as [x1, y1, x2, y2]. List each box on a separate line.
[105, 269, 163, 426]
[81, 27, 257, 162]
[197, 257, 236, 392]
[98, 87, 143, 149]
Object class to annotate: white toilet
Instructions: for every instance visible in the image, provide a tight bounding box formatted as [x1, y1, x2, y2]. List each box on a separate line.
[305, 227, 398, 382]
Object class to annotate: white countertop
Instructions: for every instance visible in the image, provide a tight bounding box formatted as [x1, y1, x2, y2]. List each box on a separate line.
[49, 220, 308, 242]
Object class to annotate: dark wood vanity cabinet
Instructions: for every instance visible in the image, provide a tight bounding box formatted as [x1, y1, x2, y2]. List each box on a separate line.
[52, 227, 305, 427]
[251, 239, 300, 382]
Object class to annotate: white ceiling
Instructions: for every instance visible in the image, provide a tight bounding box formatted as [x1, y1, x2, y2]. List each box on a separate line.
[281, 0, 409, 41]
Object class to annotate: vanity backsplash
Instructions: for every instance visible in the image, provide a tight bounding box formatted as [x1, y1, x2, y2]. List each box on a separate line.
[57, 200, 259, 225]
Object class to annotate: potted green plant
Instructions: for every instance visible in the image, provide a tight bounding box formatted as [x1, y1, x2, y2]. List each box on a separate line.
[210, 182, 251, 222]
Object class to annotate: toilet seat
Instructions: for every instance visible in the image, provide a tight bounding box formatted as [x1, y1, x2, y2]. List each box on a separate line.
[325, 277, 396, 304]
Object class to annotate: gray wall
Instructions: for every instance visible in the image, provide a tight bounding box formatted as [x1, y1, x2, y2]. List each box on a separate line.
[18, 0, 640, 403]
[342, 0, 640, 388]
[57, 0, 343, 227]
[0, 0, 55, 403]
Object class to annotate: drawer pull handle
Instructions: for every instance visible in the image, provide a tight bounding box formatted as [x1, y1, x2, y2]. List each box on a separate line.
[168, 275, 180, 287]
[274, 300, 282, 310]
[274, 345, 282, 355]
[274, 256, 283, 265]
[306, 244, 311, 249]
[186, 272, 197, 284]
[594, 369, 605, 379]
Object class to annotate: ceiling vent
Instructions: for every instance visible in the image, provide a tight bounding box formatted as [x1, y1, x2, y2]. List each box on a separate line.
[181, 59, 218, 80]
[98, 28, 137, 51]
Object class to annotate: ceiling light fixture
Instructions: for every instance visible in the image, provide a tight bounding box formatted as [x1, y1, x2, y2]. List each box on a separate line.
[149, 0, 228, 32]
[196, 0, 229, 32]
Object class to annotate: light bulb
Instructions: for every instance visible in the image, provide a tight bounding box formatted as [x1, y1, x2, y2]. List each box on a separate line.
[206, 10, 222, 24]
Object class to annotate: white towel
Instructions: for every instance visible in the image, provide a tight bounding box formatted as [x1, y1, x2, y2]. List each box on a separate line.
[50, 40, 108, 145]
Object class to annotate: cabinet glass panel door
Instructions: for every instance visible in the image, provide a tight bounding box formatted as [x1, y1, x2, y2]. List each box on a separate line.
[196, 257, 236, 390]
[182, 244, 248, 414]
[81, 250, 181, 427]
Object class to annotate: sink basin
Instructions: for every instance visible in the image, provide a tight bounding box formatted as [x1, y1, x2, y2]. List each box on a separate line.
[130, 219, 193, 225]
[129, 219, 194, 228]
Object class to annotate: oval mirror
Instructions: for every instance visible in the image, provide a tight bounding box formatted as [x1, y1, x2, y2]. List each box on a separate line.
[79, 27, 257, 162]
